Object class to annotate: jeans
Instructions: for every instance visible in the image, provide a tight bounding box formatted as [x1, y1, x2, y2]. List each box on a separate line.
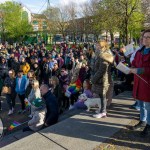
[145, 102, 150, 125]
[6, 94, 15, 110]
[139, 100, 147, 122]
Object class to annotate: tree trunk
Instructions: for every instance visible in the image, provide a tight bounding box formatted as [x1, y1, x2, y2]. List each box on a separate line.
[125, 19, 128, 45]
[110, 31, 114, 48]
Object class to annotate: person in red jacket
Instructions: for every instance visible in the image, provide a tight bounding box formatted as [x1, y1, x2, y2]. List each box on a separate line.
[130, 29, 150, 137]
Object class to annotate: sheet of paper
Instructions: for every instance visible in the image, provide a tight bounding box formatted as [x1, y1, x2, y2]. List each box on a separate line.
[123, 44, 134, 56]
[116, 62, 131, 74]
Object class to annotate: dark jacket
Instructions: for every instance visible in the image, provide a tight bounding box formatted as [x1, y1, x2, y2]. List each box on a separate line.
[132, 46, 150, 102]
[11, 61, 20, 74]
[43, 90, 59, 126]
[0, 62, 8, 79]
[4, 76, 16, 97]
[91, 50, 114, 95]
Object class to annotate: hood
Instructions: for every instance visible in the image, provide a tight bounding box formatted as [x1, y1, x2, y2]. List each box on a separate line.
[100, 50, 114, 64]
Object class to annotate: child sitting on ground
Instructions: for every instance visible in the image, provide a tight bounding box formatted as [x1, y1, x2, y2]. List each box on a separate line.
[65, 77, 82, 109]
[73, 79, 93, 109]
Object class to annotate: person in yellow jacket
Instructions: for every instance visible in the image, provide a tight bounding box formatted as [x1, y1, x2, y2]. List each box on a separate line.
[20, 57, 30, 75]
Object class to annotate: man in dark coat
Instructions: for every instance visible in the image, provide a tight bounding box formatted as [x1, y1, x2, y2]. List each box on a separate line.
[40, 84, 59, 127]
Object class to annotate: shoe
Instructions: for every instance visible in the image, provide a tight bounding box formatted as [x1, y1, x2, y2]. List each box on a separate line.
[18, 109, 26, 114]
[130, 121, 146, 130]
[93, 112, 107, 118]
[140, 124, 150, 138]
[22, 110, 26, 114]
[95, 110, 99, 114]
[129, 103, 140, 110]
[12, 107, 15, 112]
[23, 126, 32, 132]
[18, 110, 22, 114]
[8, 110, 13, 115]
[134, 106, 140, 111]
[28, 114, 32, 118]
[69, 105, 74, 110]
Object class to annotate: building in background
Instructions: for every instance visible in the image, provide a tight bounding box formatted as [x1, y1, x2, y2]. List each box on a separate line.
[21, 4, 32, 23]
[31, 14, 48, 32]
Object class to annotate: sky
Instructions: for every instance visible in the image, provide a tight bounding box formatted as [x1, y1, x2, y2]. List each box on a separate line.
[0, 0, 88, 14]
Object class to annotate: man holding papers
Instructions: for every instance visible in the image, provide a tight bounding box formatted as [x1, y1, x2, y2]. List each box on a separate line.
[129, 29, 150, 138]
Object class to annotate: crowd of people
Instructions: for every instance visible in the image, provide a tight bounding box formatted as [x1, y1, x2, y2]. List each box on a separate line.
[0, 29, 149, 138]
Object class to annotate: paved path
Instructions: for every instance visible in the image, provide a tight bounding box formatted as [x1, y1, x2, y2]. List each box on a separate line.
[0, 91, 139, 150]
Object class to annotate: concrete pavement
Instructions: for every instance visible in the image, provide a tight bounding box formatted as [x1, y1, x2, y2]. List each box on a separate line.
[0, 91, 139, 150]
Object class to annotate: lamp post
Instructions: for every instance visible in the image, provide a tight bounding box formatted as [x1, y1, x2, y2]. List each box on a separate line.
[75, 15, 77, 44]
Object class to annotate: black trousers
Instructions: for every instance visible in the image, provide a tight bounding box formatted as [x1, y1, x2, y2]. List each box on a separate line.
[99, 93, 107, 113]
[18, 94, 25, 110]
[70, 92, 80, 105]
[6, 94, 16, 110]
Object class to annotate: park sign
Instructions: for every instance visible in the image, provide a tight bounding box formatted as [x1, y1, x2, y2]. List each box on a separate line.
[0, 117, 4, 140]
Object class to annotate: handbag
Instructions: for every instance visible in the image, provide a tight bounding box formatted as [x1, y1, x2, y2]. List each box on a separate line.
[1, 86, 11, 94]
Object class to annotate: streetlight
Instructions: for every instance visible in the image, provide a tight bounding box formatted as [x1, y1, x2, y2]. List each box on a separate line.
[75, 15, 77, 44]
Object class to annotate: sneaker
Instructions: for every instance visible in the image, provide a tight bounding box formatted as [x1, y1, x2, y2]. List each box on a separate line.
[18, 110, 22, 114]
[93, 112, 107, 118]
[8, 110, 13, 115]
[134, 106, 140, 111]
[95, 110, 100, 114]
[69, 105, 74, 110]
[130, 121, 146, 131]
[12, 107, 15, 112]
[18, 109, 26, 114]
[28, 114, 32, 118]
[129, 103, 140, 110]
[23, 126, 32, 132]
[22, 110, 26, 114]
[140, 124, 150, 138]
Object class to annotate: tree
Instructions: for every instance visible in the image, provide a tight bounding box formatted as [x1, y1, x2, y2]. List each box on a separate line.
[0, 1, 32, 42]
[115, 0, 144, 44]
[42, 4, 71, 36]
[89, 0, 144, 45]
[141, 0, 150, 28]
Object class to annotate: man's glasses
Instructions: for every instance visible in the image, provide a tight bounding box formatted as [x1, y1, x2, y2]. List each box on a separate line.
[143, 36, 150, 39]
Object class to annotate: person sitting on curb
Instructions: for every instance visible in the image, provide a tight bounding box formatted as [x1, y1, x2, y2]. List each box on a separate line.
[23, 98, 46, 132]
[40, 84, 59, 127]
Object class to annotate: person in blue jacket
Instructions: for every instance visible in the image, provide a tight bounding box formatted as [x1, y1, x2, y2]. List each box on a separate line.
[15, 69, 27, 114]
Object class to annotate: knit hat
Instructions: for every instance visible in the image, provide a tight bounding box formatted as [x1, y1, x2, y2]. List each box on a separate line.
[32, 98, 43, 108]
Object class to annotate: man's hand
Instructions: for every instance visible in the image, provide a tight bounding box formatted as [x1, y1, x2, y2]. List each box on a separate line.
[130, 68, 137, 74]
[44, 123, 48, 127]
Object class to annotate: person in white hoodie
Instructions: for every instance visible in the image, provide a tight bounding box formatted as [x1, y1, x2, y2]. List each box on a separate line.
[23, 98, 46, 132]
[27, 80, 41, 118]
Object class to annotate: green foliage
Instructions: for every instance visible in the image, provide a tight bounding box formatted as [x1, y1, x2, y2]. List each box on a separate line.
[0, 1, 32, 40]
[92, 0, 144, 44]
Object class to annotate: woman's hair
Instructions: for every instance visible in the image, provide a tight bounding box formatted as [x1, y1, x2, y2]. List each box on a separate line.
[83, 79, 91, 90]
[142, 29, 150, 37]
[32, 80, 39, 89]
[50, 76, 59, 85]
[99, 40, 110, 50]
[9, 69, 15, 78]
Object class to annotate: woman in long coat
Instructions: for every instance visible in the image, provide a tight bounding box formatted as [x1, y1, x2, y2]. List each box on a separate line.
[91, 40, 114, 118]
[130, 29, 150, 137]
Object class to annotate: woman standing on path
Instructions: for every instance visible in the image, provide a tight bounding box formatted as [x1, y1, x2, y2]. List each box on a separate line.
[91, 40, 114, 118]
[130, 29, 150, 137]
